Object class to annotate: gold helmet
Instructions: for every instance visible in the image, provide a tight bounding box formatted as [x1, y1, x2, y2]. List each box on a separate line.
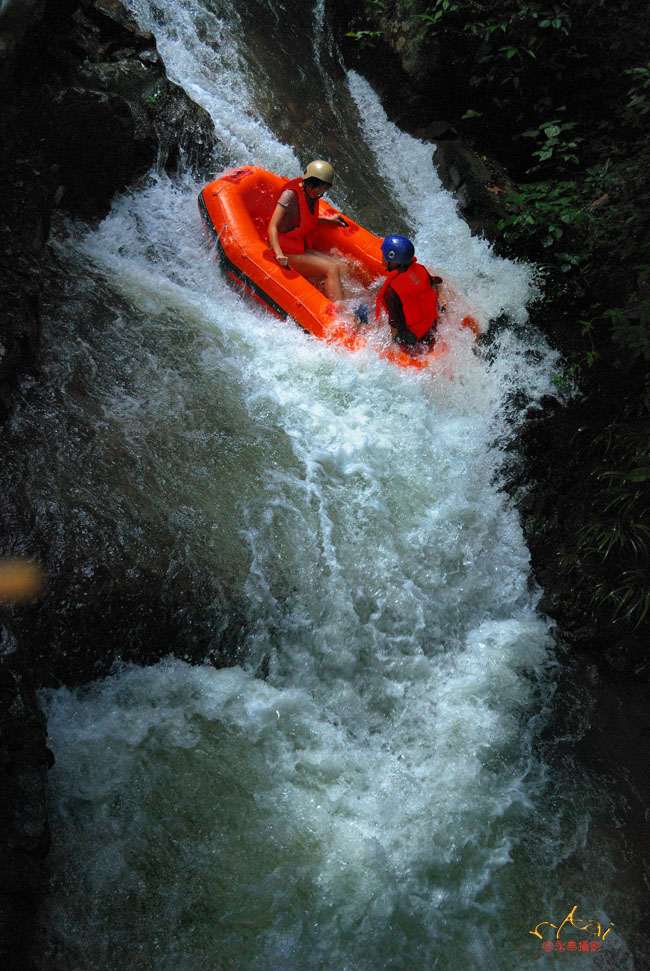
[303, 160, 335, 185]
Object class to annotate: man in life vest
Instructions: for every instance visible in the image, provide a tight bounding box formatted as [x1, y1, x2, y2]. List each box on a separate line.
[375, 235, 442, 346]
[267, 160, 351, 301]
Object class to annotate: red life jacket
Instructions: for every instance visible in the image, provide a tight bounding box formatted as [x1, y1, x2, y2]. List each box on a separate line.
[275, 177, 320, 255]
[375, 260, 438, 339]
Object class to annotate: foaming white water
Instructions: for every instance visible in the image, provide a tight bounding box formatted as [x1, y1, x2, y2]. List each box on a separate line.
[35, 1, 636, 969]
[43, 620, 551, 970]
[124, 0, 299, 173]
[347, 70, 537, 327]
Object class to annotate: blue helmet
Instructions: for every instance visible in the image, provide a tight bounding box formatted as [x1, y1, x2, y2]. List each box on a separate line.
[380, 235, 415, 265]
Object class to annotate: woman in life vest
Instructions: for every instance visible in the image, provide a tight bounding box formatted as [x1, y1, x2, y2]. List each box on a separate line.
[375, 235, 442, 345]
[267, 160, 350, 301]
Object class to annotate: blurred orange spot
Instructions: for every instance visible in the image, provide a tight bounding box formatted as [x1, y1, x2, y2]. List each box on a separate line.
[0, 558, 45, 605]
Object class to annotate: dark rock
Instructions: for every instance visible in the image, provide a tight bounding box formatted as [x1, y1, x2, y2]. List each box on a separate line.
[39, 2, 217, 217]
[13, 564, 248, 688]
[0, 159, 52, 422]
[414, 119, 458, 142]
[433, 138, 519, 244]
[327, 0, 445, 133]
[373, 2, 441, 86]
[0, 0, 46, 92]
[0, 0, 220, 421]
[0, 653, 52, 971]
[603, 634, 650, 677]
[47, 86, 143, 217]
[82, 0, 155, 46]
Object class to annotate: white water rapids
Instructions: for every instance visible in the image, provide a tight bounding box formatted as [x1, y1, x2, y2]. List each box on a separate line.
[31, 0, 640, 968]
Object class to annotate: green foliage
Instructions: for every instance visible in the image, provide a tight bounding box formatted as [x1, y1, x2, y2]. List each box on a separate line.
[607, 297, 650, 364]
[497, 181, 588, 257]
[594, 570, 650, 628]
[146, 83, 168, 108]
[391, 0, 579, 140]
[555, 412, 650, 634]
[496, 155, 650, 383]
[415, 0, 462, 38]
[624, 63, 650, 127]
[460, 3, 571, 101]
[350, 0, 650, 175]
[601, 291, 650, 412]
[572, 462, 650, 628]
[521, 118, 582, 171]
[345, 28, 381, 45]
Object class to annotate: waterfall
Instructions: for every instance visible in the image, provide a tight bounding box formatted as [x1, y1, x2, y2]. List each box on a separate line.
[28, 0, 636, 967]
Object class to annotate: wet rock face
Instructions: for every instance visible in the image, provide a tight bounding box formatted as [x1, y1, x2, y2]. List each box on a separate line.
[432, 138, 519, 248]
[48, 85, 143, 215]
[0, 0, 219, 421]
[0, 0, 46, 92]
[38, 0, 218, 216]
[0, 167, 51, 423]
[374, 0, 441, 83]
[0, 654, 53, 971]
[326, 0, 515, 249]
[0, 2, 222, 964]
[13, 564, 250, 688]
[28, 0, 217, 216]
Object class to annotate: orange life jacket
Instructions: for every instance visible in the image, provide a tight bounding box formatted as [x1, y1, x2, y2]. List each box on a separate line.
[275, 177, 320, 255]
[375, 260, 438, 339]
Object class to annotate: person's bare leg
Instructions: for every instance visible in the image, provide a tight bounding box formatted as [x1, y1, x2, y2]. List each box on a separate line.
[309, 251, 351, 290]
[288, 252, 348, 301]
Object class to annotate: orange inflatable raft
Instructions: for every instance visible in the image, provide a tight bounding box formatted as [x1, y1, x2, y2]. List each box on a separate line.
[198, 166, 479, 369]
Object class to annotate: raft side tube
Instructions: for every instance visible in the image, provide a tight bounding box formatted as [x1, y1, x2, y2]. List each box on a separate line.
[199, 190, 289, 320]
[199, 166, 480, 366]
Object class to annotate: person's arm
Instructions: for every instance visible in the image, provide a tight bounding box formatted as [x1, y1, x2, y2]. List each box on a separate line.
[318, 211, 347, 227]
[383, 286, 409, 342]
[268, 202, 289, 267]
[427, 272, 445, 312]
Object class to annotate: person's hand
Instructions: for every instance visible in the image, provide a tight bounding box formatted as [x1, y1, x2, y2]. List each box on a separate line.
[275, 253, 289, 268]
[329, 214, 348, 227]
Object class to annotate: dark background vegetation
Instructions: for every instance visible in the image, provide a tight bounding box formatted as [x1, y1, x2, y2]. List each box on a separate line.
[336, 0, 650, 675]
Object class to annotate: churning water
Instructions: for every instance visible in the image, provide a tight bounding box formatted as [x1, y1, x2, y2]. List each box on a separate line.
[26, 0, 642, 968]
